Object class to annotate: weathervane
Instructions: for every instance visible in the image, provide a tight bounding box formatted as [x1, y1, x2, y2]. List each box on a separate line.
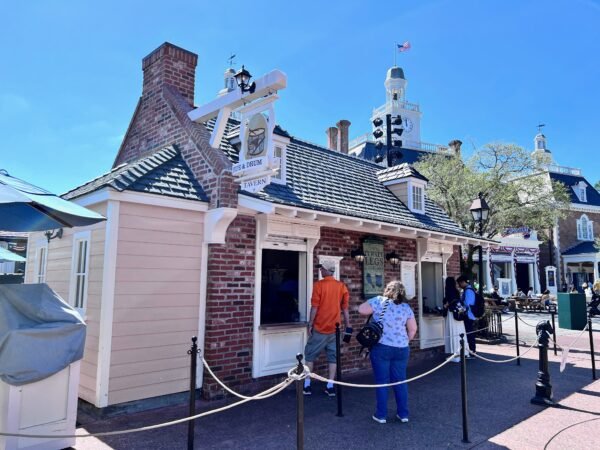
[537, 123, 546, 134]
[228, 54, 236, 68]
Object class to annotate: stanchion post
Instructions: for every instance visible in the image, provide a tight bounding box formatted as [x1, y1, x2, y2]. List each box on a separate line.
[550, 309, 557, 356]
[459, 334, 470, 444]
[531, 321, 556, 406]
[187, 336, 200, 450]
[588, 314, 596, 381]
[514, 308, 521, 366]
[335, 323, 343, 417]
[295, 353, 305, 450]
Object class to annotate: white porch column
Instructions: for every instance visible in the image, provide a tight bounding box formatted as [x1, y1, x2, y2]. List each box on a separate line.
[510, 250, 518, 295]
[485, 248, 493, 292]
[594, 256, 599, 283]
[528, 263, 535, 292]
[532, 260, 540, 293]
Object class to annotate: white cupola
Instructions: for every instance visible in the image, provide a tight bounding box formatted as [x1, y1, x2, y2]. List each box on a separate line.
[385, 66, 407, 104]
[531, 132, 554, 166]
[217, 67, 236, 97]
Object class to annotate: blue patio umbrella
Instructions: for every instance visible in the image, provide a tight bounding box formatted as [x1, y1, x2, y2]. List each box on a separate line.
[0, 170, 105, 232]
[0, 247, 26, 263]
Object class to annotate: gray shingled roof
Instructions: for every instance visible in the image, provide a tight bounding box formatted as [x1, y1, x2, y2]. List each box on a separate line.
[562, 241, 598, 256]
[549, 172, 600, 207]
[240, 136, 478, 238]
[63, 147, 208, 202]
[376, 164, 428, 183]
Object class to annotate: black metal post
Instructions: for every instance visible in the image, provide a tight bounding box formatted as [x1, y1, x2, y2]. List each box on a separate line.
[335, 323, 343, 417]
[295, 353, 305, 450]
[515, 308, 521, 366]
[459, 334, 469, 443]
[589, 314, 597, 380]
[478, 222, 484, 298]
[531, 321, 556, 406]
[550, 310, 557, 356]
[187, 336, 199, 450]
[385, 114, 393, 167]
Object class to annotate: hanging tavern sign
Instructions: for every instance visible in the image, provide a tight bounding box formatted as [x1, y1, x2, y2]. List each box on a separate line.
[187, 69, 287, 194]
[362, 237, 385, 298]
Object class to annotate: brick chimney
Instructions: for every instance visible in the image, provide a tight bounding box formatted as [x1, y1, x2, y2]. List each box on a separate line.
[448, 139, 463, 156]
[142, 42, 198, 106]
[337, 120, 351, 154]
[326, 126, 339, 151]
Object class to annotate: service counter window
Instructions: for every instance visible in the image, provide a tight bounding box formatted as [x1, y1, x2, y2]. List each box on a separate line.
[260, 249, 307, 325]
[422, 261, 444, 315]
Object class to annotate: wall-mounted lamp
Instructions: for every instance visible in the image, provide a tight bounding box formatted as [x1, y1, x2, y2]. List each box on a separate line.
[234, 65, 256, 94]
[386, 251, 400, 266]
[44, 228, 63, 243]
[351, 248, 365, 263]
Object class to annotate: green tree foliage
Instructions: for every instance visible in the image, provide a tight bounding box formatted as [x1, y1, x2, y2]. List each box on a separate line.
[595, 180, 600, 192]
[415, 143, 571, 277]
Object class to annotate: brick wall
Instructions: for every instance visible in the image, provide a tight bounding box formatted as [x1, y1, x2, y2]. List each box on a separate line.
[113, 42, 237, 209]
[202, 215, 257, 398]
[312, 228, 420, 376]
[556, 210, 600, 284]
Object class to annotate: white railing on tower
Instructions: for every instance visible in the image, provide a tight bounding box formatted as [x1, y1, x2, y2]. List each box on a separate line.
[372, 100, 420, 117]
[547, 164, 582, 176]
[348, 133, 449, 154]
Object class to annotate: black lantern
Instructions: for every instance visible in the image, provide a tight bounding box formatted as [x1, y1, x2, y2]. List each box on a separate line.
[386, 251, 400, 266]
[469, 192, 490, 224]
[44, 228, 63, 243]
[234, 65, 256, 94]
[351, 248, 365, 263]
[469, 192, 490, 297]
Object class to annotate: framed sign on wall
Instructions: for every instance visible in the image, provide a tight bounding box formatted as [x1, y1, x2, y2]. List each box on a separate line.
[362, 237, 385, 298]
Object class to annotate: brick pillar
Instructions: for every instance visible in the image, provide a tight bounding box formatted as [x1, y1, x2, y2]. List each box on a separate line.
[337, 120, 351, 154]
[326, 126, 339, 151]
[142, 42, 198, 106]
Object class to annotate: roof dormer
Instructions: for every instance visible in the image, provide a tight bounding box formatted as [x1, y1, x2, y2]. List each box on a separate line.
[573, 180, 588, 203]
[377, 164, 428, 214]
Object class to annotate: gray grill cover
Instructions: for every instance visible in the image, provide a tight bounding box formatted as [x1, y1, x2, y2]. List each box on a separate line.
[0, 283, 86, 386]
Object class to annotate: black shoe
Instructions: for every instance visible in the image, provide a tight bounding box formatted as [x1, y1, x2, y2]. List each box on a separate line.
[303, 386, 312, 396]
[324, 387, 336, 397]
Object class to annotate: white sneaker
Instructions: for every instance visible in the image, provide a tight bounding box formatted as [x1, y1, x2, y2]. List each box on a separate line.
[372, 415, 387, 424]
[396, 415, 409, 423]
[451, 356, 460, 363]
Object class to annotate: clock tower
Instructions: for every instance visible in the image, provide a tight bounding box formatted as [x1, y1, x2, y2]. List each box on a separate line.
[371, 66, 423, 149]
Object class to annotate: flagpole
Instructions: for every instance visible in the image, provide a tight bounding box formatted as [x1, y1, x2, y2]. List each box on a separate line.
[394, 42, 397, 67]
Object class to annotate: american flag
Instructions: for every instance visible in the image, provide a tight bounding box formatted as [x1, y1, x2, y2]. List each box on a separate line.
[397, 41, 411, 52]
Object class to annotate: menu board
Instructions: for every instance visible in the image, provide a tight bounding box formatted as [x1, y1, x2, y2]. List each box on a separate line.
[363, 237, 385, 298]
[401, 261, 416, 298]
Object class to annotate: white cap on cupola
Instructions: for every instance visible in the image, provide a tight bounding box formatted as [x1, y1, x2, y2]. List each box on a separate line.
[385, 66, 407, 103]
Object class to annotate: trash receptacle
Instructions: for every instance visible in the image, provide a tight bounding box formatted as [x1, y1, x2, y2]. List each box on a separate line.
[557, 292, 587, 330]
[0, 283, 85, 450]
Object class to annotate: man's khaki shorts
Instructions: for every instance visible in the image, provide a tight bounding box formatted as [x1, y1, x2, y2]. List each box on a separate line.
[304, 330, 337, 363]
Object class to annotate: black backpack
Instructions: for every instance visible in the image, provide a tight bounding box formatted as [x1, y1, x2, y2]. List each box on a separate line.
[466, 287, 485, 319]
[356, 299, 390, 351]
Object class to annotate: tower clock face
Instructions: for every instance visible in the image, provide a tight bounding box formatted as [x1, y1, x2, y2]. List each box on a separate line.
[403, 117, 414, 133]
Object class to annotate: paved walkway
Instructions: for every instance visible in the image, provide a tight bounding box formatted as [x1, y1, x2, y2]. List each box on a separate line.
[70, 317, 600, 450]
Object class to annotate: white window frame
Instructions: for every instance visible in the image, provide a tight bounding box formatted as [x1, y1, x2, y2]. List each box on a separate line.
[35, 240, 48, 283]
[577, 214, 594, 241]
[572, 181, 588, 203]
[69, 230, 91, 311]
[270, 136, 289, 185]
[408, 180, 426, 214]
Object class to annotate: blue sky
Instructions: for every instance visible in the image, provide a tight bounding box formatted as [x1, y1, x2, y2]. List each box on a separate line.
[1, 0, 599, 194]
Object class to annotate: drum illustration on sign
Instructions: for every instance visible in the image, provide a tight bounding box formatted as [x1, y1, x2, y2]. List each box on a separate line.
[245, 113, 269, 159]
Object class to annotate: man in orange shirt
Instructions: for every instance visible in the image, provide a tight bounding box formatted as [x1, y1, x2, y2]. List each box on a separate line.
[303, 260, 350, 397]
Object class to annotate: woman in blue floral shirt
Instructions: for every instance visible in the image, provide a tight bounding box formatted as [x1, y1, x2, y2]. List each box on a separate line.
[358, 280, 417, 424]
